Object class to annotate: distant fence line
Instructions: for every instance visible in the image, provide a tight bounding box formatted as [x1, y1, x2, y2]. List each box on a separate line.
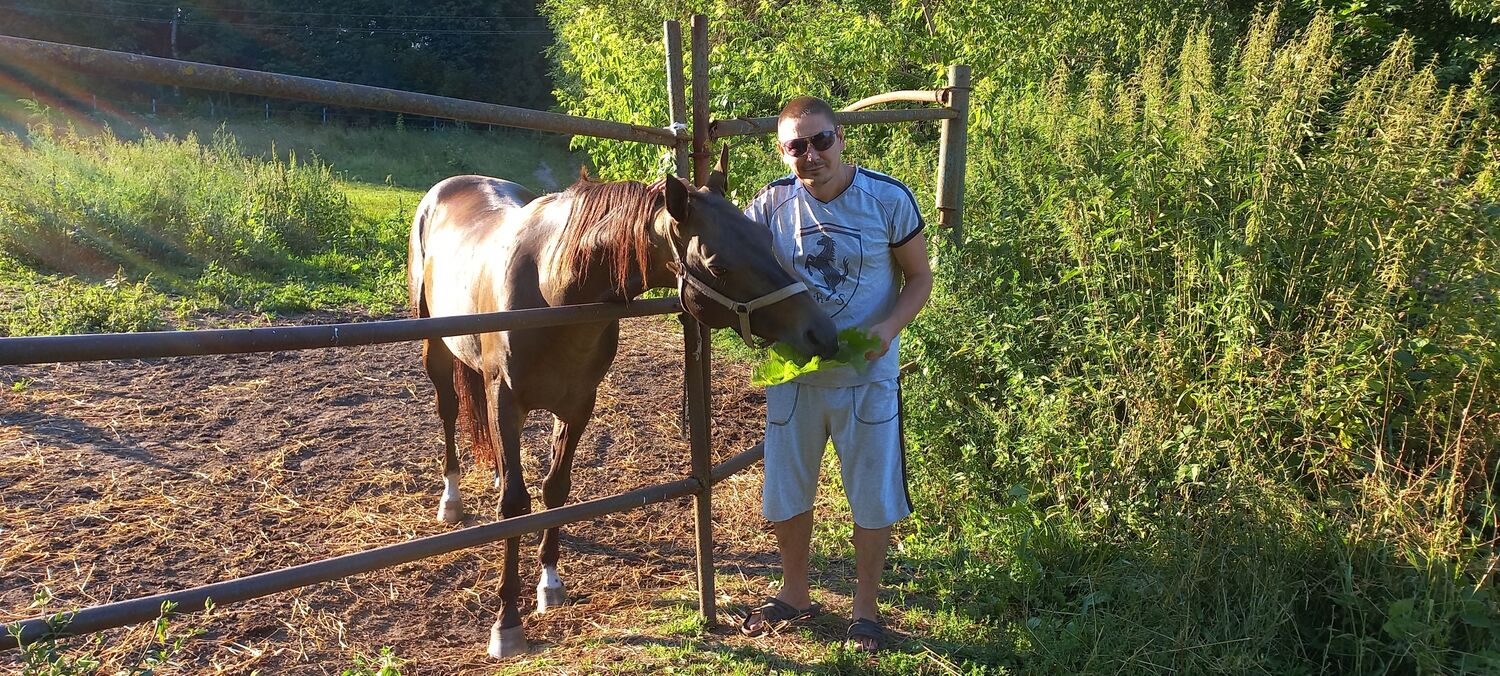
[3, 87, 540, 131]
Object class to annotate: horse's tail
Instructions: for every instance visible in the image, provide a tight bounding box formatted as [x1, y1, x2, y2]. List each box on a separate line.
[408, 187, 438, 319]
[452, 361, 497, 469]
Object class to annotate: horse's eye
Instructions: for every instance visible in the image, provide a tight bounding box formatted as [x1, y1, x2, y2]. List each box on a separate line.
[700, 252, 727, 278]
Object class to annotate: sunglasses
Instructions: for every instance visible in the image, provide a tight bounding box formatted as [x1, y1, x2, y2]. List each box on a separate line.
[779, 129, 838, 156]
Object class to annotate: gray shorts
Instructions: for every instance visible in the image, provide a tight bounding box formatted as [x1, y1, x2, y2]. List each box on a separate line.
[762, 378, 913, 529]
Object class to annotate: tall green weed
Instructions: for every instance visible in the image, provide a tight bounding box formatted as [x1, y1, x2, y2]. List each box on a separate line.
[903, 10, 1499, 671]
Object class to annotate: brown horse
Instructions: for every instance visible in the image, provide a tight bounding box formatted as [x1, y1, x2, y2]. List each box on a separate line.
[408, 162, 837, 657]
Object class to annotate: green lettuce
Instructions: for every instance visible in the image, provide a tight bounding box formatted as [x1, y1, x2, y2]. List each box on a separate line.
[751, 328, 883, 387]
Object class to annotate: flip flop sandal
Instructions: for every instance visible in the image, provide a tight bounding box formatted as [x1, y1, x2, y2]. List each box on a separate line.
[739, 597, 822, 637]
[846, 617, 888, 653]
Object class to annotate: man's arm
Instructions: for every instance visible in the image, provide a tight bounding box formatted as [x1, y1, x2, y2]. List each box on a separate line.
[866, 231, 933, 360]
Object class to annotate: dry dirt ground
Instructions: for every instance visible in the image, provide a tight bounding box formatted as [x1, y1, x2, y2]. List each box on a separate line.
[0, 313, 884, 674]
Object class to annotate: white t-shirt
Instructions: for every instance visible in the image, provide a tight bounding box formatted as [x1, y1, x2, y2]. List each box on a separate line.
[744, 166, 924, 387]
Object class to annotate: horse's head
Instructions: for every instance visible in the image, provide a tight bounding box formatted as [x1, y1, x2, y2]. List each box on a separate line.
[659, 167, 837, 360]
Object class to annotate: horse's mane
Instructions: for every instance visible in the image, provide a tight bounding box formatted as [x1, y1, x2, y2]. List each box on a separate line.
[552, 169, 662, 294]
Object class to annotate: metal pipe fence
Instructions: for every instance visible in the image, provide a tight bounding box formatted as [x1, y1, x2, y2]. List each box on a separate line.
[0, 13, 967, 653]
[0, 298, 682, 366]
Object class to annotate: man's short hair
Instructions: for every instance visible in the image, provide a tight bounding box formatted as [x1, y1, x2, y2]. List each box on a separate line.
[779, 96, 837, 125]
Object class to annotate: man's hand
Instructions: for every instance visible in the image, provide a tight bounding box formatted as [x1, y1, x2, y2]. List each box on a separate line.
[865, 322, 897, 361]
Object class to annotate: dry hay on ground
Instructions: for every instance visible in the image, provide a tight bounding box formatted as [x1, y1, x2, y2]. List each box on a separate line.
[0, 313, 838, 675]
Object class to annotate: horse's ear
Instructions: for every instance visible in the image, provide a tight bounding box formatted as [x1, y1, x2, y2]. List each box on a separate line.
[664, 174, 691, 224]
[704, 145, 729, 195]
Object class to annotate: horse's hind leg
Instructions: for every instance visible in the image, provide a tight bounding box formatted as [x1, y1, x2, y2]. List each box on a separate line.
[488, 380, 532, 658]
[536, 399, 593, 613]
[422, 338, 465, 524]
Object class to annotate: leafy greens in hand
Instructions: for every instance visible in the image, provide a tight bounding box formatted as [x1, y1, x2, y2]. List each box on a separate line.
[751, 328, 883, 386]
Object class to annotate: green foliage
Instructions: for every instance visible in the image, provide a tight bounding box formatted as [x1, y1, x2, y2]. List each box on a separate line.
[0, 108, 585, 334]
[751, 328, 882, 386]
[10, 599, 207, 676]
[541, 0, 1252, 191]
[2, 269, 171, 336]
[342, 646, 404, 676]
[900, 10, 1500, 672]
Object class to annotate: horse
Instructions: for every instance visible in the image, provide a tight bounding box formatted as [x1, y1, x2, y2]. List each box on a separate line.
[407, 158, 838, 658]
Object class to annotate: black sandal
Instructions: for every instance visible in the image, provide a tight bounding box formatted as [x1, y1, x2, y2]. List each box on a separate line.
[739, 597, 822, 637]
[846, 617, 888, 653]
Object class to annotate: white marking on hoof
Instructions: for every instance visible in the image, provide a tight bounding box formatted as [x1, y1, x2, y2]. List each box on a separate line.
[437, 499, 464, 524]
[535, 565, 566, 613]
[438, 473, 464, 523]
[488, 624, 529, 658]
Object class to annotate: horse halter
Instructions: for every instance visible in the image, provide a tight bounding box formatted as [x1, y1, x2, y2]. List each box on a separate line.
[668, 234, 809, 348]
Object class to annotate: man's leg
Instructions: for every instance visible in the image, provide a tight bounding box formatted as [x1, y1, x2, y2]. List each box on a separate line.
[759, 383, 824, 617]
[851, 524, 890, 650]
[773, 509, 815, 609]
[837, 379, 908, 651]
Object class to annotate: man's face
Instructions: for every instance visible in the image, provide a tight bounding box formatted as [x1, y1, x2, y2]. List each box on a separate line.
[777, 113, 844, 187]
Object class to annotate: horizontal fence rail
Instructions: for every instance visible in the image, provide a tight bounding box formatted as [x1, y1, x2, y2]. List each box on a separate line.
[709, 107, 956, 139]
[0, 298, 682, 366]
[0, 444, 766, 650]
[843, 89, 949, 112]
[0, 35, 681, 147]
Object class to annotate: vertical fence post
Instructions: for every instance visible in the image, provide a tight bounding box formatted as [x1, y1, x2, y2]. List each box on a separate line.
[690, 16, 711, 187]
[685, 12, 717, 629]
[664, 21, 689, 178]
[935, 64, 971, 249]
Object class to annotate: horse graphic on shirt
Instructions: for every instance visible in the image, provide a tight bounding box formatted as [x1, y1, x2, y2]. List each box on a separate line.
[805, 233, 852, 295]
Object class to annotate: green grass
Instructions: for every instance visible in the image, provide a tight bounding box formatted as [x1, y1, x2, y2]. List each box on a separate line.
[0, 107, 584, 334]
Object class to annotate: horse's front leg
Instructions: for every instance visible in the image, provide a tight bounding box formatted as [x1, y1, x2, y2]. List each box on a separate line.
[536, 399, 593, 613]
[487, 382, 532, 658]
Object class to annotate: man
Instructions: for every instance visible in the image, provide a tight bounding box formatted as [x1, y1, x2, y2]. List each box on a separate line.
[738, 96, 933, 653]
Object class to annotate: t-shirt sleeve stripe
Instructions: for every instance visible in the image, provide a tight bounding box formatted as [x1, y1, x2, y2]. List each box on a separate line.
[859, 168, 925, 246]
[890, 221, 925, 248]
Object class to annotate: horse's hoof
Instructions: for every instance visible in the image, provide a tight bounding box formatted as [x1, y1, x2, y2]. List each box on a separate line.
[536, 582, 566, 613]
[488, 624, 529, 658]
[437, 500, 465, 524]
